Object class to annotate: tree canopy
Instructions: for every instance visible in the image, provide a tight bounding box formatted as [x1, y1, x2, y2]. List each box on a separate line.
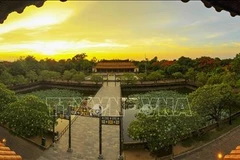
[0, 95, 52, 137]
[0, 83, 16, 112]
[188, 83, 234, 126]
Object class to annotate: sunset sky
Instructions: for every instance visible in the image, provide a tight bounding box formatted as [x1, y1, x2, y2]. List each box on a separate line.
[0, 1, 240, 61]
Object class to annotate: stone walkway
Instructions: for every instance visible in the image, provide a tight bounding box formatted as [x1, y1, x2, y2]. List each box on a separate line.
[3, 76, 240, 160]
[174, 126, 240, 160]
[37, 76, 122, 160]
[0, 125, 44, 160]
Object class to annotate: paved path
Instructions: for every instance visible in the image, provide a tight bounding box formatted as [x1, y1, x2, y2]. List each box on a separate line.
[174, 126, 240, 160]
[38, 75, 122, 160]
[0, 126, 44, 160]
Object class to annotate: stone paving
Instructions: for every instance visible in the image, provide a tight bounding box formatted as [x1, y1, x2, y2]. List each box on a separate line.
[3, 76, 240, 160]
[0, 125, 44, 160]
[37, 76, 122, 160]
[174, 125, 240, 160]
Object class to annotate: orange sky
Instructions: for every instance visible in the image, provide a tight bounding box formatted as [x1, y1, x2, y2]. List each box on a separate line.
[0, 1, 240, 61]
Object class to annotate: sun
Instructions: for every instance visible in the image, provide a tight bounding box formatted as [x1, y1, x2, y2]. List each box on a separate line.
[40, 49, 58, 56]
[29, 41, 63, 56]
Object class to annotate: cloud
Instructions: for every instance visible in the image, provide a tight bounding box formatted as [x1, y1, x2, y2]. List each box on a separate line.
[0, 40, 129, 55]
[0, 4, 74, 35]
[232, 42, 240, 47]
[206, 33, 223, 39]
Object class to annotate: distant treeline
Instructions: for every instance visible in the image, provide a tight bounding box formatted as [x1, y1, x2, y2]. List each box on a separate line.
[0, 53, 240, 87]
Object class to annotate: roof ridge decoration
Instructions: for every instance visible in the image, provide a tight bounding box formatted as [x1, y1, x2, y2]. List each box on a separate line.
[0, 0, 239, 24]
[182, 0, 240, 17]
[0, 0, 66, 24]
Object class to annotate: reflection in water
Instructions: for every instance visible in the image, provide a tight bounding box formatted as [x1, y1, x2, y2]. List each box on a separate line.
[123, 109, 139, 142]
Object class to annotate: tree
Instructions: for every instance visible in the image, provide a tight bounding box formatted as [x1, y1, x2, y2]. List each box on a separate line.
[72, 53, 92, 72]
[177, 56, 194, 67]
[39, 70, 52, 81]
[128, 112, 201, 155]
[184, 68, 197, 82]
[231, 53, 240, 74]
[13, 75, 27, 85]
[0, 70, 14, 85]
[196, 56, 217, 72]
[91, 74, 103, 84]
[147, 71, 164, 83]
[188, 84, 233, 127]
[49, 71, 61, 81]
[222, 72, 237, 87]
[236, 79, 240, 88]
[62, 70, 73, 82]
[138, 73, 147, 84]
[9, 59, 27, 76]
[72, 72, 85, 84]
[195, 72, 208, 86]
[26, 70, 38, 82]
[91, 57, 98, 64]
[121, 73, 137, 84]
[206, 74, 222, 85]
[0, 63, 7, 75]
[72, 53, 87, 62]
[172, 72, 183, 79]
[24, 56, 39, 73]
[165, 63, 182, 75]
[0, 95, 52, 137]
[0, 83, 16, 112]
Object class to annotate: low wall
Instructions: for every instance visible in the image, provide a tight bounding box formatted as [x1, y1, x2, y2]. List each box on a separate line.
[8, 81, 102, 94]
[121, 80, 197, 93]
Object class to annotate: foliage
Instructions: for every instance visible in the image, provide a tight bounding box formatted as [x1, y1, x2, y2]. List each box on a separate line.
[196, 72, 208, 86]
[147, 71, 164, 83]
[172, 72, 183, 79]
[39, 70, 51, 81]
[128, 113, 201, 153]
[236, 79, 240, 88]
[91, 74, 103, 84]
[206, 74, 222, 85]
[196, 56, 218, 72]
[188, 84, 234, 127]
[62, 70, 73, 82]
[26, 70, 38, 82]
[72, 72, 85, 83]
[13, 75, 28, 85]
[177, 56, 194, 69]
[21, 89, 83, 101]
[20, 89, 84, 115]
[0, 70, 14, 85]
[0, 83, 16, 112]
[127, 90, 201, 153]
[0, 95, 52, 137]
[221, 72, 237, 87]
[231, 53, 240, 74]
[9, 60, 27, 76]
[0, 53, 240, 87]
[137, 73, 147, 84]
[50, 71, 61, 81]
[185, 68, 196, 82]
[121, 73, 137, 84]
[165, 63, 181, 75]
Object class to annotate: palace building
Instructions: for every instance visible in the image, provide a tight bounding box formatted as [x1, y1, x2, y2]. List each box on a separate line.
[92, 61, 139, 73]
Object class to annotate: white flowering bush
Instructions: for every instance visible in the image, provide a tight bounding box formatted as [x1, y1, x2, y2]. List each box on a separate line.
[0, 95, 52, 137]
[127, 90, 202, 153]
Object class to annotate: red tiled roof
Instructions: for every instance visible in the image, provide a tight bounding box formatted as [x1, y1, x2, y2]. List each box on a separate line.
[224, 144, 240, 160]
[94, 62, 138, 69]
[0, 142, 22, 160]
